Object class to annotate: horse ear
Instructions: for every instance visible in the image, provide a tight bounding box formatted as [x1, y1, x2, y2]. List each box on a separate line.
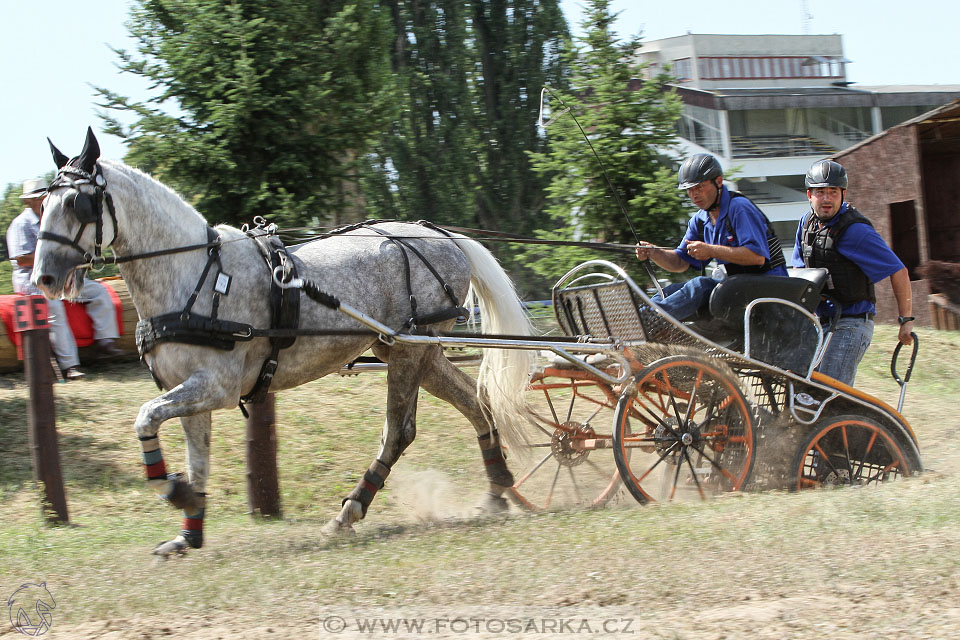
[48, 138, 69, 169]
[77, 127, 101, 173]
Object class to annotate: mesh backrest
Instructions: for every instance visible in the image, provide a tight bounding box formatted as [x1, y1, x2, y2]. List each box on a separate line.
[555, 281, 645, 340]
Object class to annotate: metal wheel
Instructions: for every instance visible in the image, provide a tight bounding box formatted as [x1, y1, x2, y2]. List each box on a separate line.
[508, 367, 626, 510]
[612, 355, 756, 503]
[792, 415, 917, 489]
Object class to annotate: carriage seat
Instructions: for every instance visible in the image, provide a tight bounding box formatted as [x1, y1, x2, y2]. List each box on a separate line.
[708, 269, 826, 327]
[685, 268, 827, 347]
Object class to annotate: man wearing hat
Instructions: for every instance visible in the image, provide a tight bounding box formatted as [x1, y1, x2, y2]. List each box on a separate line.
[6, 177, 123, 380]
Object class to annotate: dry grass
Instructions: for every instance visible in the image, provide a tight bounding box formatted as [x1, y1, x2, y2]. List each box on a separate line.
[0, 325, 958, 638]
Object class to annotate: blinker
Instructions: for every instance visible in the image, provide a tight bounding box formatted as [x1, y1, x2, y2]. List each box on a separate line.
[71, 190, 97, 223]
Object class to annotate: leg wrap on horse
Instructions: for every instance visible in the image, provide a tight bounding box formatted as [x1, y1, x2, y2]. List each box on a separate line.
[139, 435, 168, 489]
[180, 494, 206, 549]
[344, 460, 390, 516]
[161, 472, 203, 512]
[479, 431, 513, 488]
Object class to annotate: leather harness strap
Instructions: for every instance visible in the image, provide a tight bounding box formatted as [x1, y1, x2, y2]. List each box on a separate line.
[239, 228, 301, 409]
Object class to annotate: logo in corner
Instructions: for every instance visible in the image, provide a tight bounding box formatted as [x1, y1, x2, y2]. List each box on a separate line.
[7, 583, 56, 636]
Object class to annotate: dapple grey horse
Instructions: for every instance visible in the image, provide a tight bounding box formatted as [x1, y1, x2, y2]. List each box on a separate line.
[32, 129, 533, 556]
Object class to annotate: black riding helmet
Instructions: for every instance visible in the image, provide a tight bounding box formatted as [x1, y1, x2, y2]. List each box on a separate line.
[805, 159, 848, 189]
[677, 153, 723, 190]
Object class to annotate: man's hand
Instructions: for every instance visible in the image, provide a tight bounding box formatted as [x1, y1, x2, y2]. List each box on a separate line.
[685, 241, 713, 261]
[898, 320, 914, 345]
[635, 241, 654, 262]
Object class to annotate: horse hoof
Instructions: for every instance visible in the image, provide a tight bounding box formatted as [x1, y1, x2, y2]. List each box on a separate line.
[320, 518, 356, 538]
[152, 535, 189, 558]
[476, 491, 509, 514]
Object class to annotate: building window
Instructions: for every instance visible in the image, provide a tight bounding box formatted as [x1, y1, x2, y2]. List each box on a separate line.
[671, 57, 693, 81]
[696, 56, 844, 80]
[890, 200, 921, 280]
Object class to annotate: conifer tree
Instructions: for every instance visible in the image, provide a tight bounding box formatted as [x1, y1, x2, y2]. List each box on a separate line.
[97, 0, 395, 227]
[524, 0, 687, 279]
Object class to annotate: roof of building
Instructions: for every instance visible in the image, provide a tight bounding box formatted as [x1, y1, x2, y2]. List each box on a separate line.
[835, 99, 960, 158]
[672, 84, 960, 110]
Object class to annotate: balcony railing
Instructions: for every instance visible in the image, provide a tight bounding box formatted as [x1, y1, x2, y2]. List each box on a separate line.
[730, 135, 837, 158]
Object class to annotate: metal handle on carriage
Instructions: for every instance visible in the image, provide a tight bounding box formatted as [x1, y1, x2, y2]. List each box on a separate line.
[891, 331, 919, 413]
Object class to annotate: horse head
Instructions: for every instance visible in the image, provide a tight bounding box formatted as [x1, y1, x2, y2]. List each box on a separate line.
[33, 127, 116, 300]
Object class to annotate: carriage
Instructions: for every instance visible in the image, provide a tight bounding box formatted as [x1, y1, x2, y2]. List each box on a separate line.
[32, 128, 921, 555]
[505, 260, 921, 508]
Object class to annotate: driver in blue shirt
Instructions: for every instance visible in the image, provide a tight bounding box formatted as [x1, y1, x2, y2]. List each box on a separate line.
[793, 159, 914, 386]
[636, 154, 788, 321]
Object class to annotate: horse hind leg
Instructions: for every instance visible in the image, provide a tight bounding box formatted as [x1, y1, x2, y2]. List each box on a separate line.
[322, 345, 427, 537]
[416, 351, 513, 514]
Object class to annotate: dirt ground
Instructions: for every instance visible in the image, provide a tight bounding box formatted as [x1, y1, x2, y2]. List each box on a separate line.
[4, 328, 959, 640]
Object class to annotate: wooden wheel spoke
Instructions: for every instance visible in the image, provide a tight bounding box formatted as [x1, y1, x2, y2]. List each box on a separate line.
[855, 431, 879, 479]
[514, 451, 556, 488]
[641, 384, 671, 415]
[683, 370, 704, 423]
[812, 442, 843, 479]
[689, 442, 739, 485]
[635, 441, 680, 484]
[683, 447, 707, 500]
[567, 466, 584, 503]
[543, 387, 560, 426]
[669, 446, 684, 501]
[841, 425, 855, 481]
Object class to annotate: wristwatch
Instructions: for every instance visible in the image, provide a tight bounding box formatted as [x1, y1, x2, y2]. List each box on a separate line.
[898, 316, 915, 325]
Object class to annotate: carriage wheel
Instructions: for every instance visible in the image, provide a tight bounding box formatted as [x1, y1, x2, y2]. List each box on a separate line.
[792, 415, 917, 490]
[612, 355, 756, 504]
[508, 368, 627, 510]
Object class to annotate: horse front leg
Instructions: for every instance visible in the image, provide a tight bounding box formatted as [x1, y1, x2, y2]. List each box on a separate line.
[322, 346, 425, 537]
[134, 371, 231, 556]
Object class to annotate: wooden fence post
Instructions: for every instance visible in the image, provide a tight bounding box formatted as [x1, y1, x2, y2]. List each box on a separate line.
[245, 392, 282, 518]
[15, 296, 69, 525]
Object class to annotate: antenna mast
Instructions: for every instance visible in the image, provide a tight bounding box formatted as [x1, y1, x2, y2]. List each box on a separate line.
[800, 0, 813, 34]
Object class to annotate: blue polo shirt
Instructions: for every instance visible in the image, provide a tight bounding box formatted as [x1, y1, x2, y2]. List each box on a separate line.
[791, 203, 905, 316]
[676, 186, 788, 277]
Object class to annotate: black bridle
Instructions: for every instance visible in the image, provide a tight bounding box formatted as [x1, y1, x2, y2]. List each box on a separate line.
[37, 163, 221, 270]
[37, 163, 119, 268]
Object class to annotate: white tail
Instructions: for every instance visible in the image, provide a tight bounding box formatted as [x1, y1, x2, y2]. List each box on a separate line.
[451, 236, 534, 454]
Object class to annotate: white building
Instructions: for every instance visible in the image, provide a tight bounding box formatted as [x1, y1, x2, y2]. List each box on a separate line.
[637, 34, 960, 248]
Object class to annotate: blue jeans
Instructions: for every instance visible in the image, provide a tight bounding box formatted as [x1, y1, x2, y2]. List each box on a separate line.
[651, 277, 719, 321]
[817, 317, 874, 386]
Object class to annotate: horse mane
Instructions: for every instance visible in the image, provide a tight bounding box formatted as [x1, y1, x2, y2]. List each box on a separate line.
[99, 159, 210, 228]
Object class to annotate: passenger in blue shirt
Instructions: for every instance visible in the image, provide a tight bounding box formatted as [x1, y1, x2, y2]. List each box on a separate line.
[636, 154, 788, 322]
[793, 159, 914, 386]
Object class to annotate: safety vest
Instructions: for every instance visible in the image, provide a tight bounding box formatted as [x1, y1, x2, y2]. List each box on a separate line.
[800, 205, 875, 306]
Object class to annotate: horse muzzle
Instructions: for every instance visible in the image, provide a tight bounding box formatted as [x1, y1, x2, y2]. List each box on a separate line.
[32, 251, 86, 300]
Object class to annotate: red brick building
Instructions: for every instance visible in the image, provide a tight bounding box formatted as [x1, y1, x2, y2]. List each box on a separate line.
[832, 100, 960, 326]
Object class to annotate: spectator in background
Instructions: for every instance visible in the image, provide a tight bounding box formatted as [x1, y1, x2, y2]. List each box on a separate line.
[6, 177, 122, 380]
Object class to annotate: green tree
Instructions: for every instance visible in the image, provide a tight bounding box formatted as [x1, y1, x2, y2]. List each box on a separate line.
[524, 0, 686, 280]
[97, 0, 395, 227]
[364, 0, 569, 295]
